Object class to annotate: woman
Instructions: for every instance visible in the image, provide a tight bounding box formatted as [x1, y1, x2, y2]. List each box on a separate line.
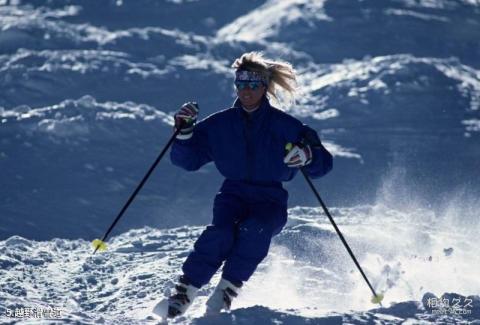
[162, 52, 332, 318]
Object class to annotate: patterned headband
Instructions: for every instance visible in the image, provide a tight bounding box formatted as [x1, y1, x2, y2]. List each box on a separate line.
[235, 70, 269, 85]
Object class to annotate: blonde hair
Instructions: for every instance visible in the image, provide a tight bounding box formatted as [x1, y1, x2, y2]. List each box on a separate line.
[232, 52, 297, 108]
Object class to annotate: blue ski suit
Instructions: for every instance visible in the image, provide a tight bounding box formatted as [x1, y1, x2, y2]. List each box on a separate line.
[170, 96, 333, 288]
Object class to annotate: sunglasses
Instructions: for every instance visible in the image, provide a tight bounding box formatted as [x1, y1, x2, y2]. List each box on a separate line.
[235, 81, 263, 91]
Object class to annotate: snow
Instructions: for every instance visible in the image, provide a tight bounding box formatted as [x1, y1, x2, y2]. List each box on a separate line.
[216, 0, 331, 42]
[1, 0, 480, 323]
[384, 8, 451, 22]
[1, 204, 479, 323]
[296, 55, 480, 126]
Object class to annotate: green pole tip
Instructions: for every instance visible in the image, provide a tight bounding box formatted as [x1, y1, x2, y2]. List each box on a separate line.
[92, 239, 108, 252]
[371, 293, 384, 304]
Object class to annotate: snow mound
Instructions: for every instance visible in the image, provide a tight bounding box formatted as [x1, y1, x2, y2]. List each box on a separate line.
[1, 203, 479, 324]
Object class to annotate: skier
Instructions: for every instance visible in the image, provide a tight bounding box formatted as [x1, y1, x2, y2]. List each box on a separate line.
[162, 52, 333, 318]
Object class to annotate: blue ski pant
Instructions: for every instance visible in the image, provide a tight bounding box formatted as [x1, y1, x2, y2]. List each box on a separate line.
[182, 190, 288, 288]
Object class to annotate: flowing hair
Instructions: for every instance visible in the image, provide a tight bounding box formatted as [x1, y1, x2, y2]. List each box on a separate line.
[231, 52, 297, 108]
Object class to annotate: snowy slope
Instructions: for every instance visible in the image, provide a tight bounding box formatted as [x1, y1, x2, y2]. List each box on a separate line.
[1, 0, 480, 324]
[2, 0, 480, 239]
[1, 205, 479, 324]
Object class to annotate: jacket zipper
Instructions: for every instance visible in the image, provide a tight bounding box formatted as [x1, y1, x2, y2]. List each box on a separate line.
[244, 113, 253, 182]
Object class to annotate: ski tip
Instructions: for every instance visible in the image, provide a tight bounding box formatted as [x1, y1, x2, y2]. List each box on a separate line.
[371, 293, 384, 304]
[92, 239, 108, 252]
[152, 298, 169, 320]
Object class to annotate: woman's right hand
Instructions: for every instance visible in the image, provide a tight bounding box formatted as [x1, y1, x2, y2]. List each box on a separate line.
[175, 102, 199, 139]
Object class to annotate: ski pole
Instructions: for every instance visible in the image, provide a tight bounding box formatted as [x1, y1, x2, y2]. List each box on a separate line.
[298, 166, 384, 306]
[92, 126, 182, 254]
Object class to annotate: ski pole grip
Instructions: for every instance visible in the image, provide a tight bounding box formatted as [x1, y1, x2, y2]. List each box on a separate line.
[285, 142, 293, 152]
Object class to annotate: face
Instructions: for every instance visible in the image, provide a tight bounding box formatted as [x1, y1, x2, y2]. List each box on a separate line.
[235, 81, 266, 111]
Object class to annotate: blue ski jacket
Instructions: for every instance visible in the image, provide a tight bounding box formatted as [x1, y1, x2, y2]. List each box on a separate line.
[170, 96, 332, 206]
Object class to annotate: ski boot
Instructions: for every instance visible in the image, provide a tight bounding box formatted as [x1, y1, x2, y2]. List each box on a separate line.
[205, 278, 242, 315]
[154, 276, 199, 319]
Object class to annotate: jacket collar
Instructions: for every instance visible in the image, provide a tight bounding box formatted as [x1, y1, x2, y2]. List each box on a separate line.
[233, 95, 270, 120]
